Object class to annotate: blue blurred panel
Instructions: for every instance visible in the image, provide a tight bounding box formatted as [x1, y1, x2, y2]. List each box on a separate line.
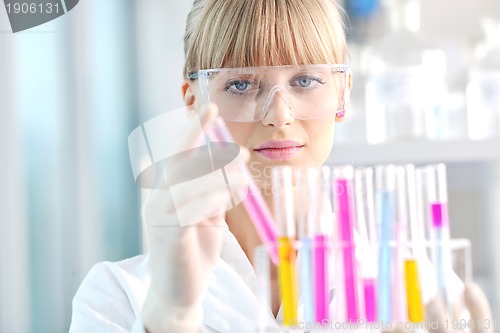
[346, 0, 380, 18]
[11, 1, 140, 331]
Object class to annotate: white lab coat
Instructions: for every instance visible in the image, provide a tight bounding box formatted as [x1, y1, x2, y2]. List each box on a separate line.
[69, 224, 281, 333]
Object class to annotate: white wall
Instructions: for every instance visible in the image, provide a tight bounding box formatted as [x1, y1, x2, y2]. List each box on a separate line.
[135, 0, 192, 122]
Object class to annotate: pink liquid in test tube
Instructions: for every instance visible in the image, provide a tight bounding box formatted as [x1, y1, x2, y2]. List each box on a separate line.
[363, 278, 377, 322]
[426, 164, 452, 315]
[314, 234, 329, 322]
[354, 167, 378, 323]
[244, 183, 279, 264]
[336, 177, 360, 322]
[431, 202, 448, 228]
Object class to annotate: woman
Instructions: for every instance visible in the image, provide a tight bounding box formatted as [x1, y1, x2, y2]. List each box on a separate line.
[70, 1, 493, 332]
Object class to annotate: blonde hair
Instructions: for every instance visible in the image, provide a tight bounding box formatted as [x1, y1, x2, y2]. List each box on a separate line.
[184, 0, 348, 77]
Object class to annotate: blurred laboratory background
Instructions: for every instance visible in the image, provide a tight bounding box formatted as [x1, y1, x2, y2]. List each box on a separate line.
[0, 0, 499, 332]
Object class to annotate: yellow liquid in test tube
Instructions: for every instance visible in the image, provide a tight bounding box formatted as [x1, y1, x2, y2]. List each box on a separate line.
[278, 237, 298, 326]
[404, 259, 423, 322]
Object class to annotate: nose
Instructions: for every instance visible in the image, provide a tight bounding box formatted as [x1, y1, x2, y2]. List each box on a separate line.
[260, 86, 295, 127]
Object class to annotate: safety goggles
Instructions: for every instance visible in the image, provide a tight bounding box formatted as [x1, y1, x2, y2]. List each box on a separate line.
[188, 64, 348, 122]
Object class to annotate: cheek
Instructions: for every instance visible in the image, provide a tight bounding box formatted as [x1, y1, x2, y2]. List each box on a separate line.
[224, 123, 272, 187]
[223, 122, 254, 147]
[306, 118, 336, 163]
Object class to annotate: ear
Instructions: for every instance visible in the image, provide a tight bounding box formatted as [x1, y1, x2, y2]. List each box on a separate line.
[182, 80, 196, 107]
[335, 70, 353, 123]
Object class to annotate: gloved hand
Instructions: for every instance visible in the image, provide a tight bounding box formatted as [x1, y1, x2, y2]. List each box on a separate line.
[140, 104, 249, 333]
[382, 282, 494, 333]
[425, 282, 494, 333]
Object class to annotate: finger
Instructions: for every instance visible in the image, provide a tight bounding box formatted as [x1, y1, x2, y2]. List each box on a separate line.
[165, 148, 249, 204]
[169, 163, 247, 206]
[136, 105, 219, 189]
[464, 283, 494, 333]
[145, 146, 249, 224]
[146, 185, 232, 228]
[165, 141, 245, 185]
[426, 298, 449, 333]
[145, 141, 243, 190]
[172, 186, 231, 227]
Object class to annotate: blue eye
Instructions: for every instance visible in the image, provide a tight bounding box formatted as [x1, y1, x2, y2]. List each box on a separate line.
[298, 78, 312, 87]
[234, 81, 248, 91]
[224, 79, 255, 95]
[292, 75, 325, 89]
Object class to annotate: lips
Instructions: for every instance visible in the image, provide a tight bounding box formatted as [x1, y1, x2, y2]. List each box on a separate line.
[254, 140, 304, 160]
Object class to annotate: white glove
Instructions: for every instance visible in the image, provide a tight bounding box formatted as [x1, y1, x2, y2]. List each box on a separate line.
[139, 104, 249, 333]
[425, 282, 494, 333]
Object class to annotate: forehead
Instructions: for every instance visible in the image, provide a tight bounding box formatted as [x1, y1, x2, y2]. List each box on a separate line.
[219, 32, 339, 69]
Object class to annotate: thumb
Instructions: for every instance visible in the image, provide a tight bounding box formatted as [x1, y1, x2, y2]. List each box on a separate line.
[426, 298, 450, 333]
[464, 283, 494, 333]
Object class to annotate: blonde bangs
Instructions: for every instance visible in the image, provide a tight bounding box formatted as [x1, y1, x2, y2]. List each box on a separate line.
[184, 0, 347, 75]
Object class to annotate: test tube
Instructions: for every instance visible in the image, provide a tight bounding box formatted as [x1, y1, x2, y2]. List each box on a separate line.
[272, 166, 299, 326]
[354, 167, 378, 322]
[254, 244, 273, 330]
[296, 169, 314, 323]
[333, 165, 360, 322]
[375, 164, 397, 323]
[207, 117, 279, 264]
[396, 165, 425, 323]
[425, 163, 452, 316]
[312, 167, 333, 323]
[415, 167, 431, 260]
[394, 166, 408, 322]
[402, 165, 424, 322]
